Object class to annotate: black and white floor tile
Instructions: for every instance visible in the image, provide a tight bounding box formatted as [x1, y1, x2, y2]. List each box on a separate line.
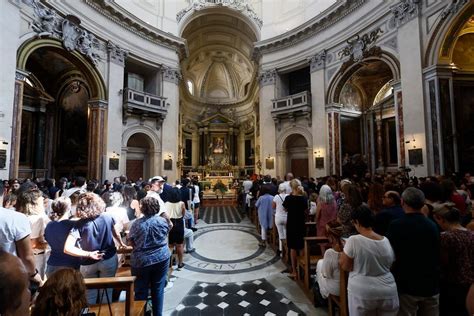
[170, 278, 304, 316]
[199, 206, 243, 224]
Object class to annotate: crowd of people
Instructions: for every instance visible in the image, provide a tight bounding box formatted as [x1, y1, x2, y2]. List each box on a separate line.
[0, 174, 201, 316]
[0, 170, 473, 315]
[249, 171, 474, 316]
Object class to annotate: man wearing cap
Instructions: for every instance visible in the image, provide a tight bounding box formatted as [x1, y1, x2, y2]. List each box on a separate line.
[147, 176, 167, 214]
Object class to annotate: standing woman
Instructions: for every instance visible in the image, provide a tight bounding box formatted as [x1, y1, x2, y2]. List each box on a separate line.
[128, 197, 171, 316]
[283, 179, 308, 278]
[64, 192, 127, 304]
[316, 185, 337, 237]
[44, 196, 81, 277]
[255, 185, 274, 246]
[340, 205, 399, 315]
[164, 188, 186, 269]
[272, 183, 289, 256]
[192, 179, 201, 225]
[122, 184, 140, 221]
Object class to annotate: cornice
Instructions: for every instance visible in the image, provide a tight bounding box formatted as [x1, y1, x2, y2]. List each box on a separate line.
[82, 0, 188, 59]
[252, 0, 367, 59]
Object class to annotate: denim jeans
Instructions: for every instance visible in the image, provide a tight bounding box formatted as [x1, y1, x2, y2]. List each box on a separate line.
[132, 258, 169, 316]
[80, 254, 118, 304]
[45, 264, 79, 278]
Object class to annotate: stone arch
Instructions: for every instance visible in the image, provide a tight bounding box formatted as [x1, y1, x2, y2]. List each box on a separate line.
[425, 2, 474, 67]
[17, 38, 106, 100]
[326, 52, 400, 105]
[122, 125, 161, 150]
[276, 126, 312, 152]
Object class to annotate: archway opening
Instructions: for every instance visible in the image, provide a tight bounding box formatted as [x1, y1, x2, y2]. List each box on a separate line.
[20, 46, 94, 179]
[284, 134, 309, 178]
[126, 133, 154, 182]
[336, 59, 396, 174]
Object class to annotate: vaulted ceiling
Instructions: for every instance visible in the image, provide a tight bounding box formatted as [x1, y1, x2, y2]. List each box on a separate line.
[181, 12, 258, 105]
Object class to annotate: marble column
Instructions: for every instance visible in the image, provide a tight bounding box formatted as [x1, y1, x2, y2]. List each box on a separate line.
[310, 50, 328, 177]
[392, 81, 406, 169]
[238, 128, 245, 168]
[376, 118, 384, 169]
[9, 73, 25, 179]
[395, 4, 428, 175]
[104, 41, 127, 181]
[88, 100, 108, 180]
[160, 67, 180, 181]
[258, 70, 277, 177]
[326, 106, 342, 175]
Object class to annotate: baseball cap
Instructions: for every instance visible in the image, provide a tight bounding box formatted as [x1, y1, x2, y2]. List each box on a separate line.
[149, 176, 165, 182]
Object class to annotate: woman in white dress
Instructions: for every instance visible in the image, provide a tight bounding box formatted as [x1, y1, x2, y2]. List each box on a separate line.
[340, 205, 399, 316]
[316, 220, 343, 298]
[272, 183, 288, 256]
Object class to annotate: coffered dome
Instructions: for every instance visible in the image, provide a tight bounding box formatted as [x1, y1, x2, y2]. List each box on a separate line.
[181, 11, 258, 105]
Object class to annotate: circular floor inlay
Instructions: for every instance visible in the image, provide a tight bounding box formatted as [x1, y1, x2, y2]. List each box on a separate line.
[193, 229, 258, 261]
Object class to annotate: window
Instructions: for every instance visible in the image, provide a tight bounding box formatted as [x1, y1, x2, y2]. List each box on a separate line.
[187, 80, 194, 95]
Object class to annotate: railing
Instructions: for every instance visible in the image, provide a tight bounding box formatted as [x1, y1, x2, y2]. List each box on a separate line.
[123, 88, 167, 115]
[271, 90, 311, 111]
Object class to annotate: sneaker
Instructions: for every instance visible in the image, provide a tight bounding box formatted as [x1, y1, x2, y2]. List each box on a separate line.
[177, 263, 185, 270]
[191, 227, 198, 232]
[185, 248, 195, 254]
[164, 281, 174, 292]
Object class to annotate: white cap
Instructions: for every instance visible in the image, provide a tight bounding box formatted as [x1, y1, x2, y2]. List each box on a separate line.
[149, 176, 165, 182]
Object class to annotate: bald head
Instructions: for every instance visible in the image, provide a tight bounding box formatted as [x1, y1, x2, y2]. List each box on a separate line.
[383, 190, 401, 207]
[0, 251, 30, 316]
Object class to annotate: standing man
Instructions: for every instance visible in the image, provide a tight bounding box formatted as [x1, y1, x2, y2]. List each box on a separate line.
[387, 187, 440, 316]
[374, 190, 405, 236]
[147, 176, 167, 215]
[242, 175, 253, 212]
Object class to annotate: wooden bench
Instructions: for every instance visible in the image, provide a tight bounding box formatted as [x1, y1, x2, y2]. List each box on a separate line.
[328, 267, 349, 316]
[84, 276, 146, 316]
[296, 236, 329, 290]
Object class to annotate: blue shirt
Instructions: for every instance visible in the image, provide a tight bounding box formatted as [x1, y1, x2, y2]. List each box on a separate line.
[45, 220, 81, 269]
[128, 215, 171, 268]
[71, 213, 117, 265]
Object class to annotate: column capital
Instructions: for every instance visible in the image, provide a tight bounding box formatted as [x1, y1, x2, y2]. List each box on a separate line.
[161, 65, 182, 84]
[258, 69, 277, 87]
[89, 99, 108, 110]
[107, 41, 128, 67]
[309, 50, 326, 73]
[390, 0, 420, 28]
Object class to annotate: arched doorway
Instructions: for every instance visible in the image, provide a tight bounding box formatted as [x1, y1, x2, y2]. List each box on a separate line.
[424, 5, 474, 174]
[284, 134, 309, 178]
[329, 56, 398, 175]
[16, 40, 105, 180]
[125, 133, 154, 182]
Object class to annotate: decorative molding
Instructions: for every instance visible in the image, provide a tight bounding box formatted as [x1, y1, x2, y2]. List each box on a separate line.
[258, 69, 277, 86]
[161, 66, 182, 84]
[390, 0, 421, 27]
[82, 0, 188, 58]
[338, 28, 383, 62]
[15, 70, 28, 81]
[25, 0, 102, 66]
[440, 0, 469, 20]
[252, 0, 367, 58]
[308, 50, 326, 72]
[107, 41, 128, 67]
[88, 99, 108, 110]
[177, 0, 262, 29]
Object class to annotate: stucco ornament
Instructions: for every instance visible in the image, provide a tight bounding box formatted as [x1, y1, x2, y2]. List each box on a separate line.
[338, 28, 383, 62]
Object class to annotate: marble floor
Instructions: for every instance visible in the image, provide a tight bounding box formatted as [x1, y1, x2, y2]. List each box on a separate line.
[163, 207, 328, 316]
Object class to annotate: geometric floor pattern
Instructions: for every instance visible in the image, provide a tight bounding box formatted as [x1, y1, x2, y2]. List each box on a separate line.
[170, 278, 305, 316]
[199, 206, 243, 224]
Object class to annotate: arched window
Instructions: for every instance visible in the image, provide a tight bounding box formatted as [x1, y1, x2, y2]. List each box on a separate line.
[187, 80, 194, 95]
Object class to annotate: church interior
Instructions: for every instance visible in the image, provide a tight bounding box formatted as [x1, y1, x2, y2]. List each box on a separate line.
[0, 0, 473, 315]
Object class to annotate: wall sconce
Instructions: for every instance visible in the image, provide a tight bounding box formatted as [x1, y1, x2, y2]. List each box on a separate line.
[314, 150, 321, 157]
[109, 151, 120, 170]
[405, 136, 416, 149]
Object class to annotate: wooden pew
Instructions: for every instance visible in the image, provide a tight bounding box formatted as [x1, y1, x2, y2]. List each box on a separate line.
[328, 267, 349, 316]
[85, 276, 146, 316]
[296, 236, 329, 290]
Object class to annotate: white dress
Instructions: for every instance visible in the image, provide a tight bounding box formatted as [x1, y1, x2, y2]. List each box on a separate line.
[316, 248, 340, 298]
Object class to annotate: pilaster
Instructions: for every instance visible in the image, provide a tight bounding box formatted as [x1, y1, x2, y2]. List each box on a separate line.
[88, 100, 108, 180]
[258, 69, 277, 177]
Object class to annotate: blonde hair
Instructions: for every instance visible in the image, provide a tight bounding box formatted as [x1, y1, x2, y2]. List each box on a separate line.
[76, 192, 105, 219]
[290, 179, 304, 195]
